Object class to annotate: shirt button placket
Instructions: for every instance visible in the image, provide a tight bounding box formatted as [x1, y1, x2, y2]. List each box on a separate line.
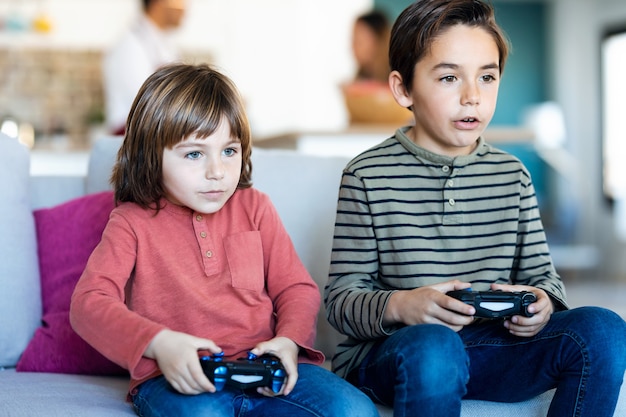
[442, 165, 462, 224]
[447, 177, 455, 206]
[196, 215, 207, 239]
[194, 213, 215, 270]
[442, 165, 457, 211]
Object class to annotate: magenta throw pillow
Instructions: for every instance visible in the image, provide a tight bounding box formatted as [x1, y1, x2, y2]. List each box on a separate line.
[16, 191, 126, 375]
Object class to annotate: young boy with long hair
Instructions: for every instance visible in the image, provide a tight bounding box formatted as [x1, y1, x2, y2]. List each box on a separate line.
[71, 63, 378, 417]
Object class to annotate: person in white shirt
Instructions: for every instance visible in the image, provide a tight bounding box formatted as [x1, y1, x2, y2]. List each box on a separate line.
[103, 0, 186, 135]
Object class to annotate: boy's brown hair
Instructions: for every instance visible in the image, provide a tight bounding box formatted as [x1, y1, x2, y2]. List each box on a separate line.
[111, 63, 252, 210]
[389, 0, 510, 91]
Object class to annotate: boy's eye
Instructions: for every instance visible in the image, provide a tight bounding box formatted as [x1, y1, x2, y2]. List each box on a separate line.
[481, 74, 497, 83]
[440, 75, 457, 83]
[185, 151, 202, 160]
[223, 147, 238, 157]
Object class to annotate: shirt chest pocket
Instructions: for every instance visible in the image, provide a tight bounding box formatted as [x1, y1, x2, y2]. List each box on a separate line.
[224, 231, 265, 292]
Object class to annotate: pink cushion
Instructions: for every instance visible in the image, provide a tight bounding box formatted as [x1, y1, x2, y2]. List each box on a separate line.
[16, 191, 126, 375]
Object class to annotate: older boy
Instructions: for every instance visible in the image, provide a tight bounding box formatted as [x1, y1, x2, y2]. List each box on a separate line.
[324, 1, 626, 416]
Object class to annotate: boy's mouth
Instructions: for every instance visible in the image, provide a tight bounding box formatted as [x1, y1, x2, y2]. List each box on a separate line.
[454, 117, 481, 130]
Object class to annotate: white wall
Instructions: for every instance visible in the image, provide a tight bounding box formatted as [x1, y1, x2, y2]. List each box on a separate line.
[0, 0, 372, 136]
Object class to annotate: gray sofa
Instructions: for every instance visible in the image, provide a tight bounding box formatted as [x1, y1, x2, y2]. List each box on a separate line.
[0, 133, 624, 416]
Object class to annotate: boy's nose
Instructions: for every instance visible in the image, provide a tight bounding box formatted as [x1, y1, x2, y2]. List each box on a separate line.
[462, 82, 480, 105]
[205, 158, 225, 180]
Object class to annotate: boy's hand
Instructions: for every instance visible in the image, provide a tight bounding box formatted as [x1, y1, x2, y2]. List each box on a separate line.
[249, 336, 299, 397]
[491, 283, 554, 337]
[384, 280, 476, 332]
[144, 329, 222, 395]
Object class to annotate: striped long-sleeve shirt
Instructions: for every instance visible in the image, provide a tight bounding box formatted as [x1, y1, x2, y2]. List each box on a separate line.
[324, 127, 567, 378]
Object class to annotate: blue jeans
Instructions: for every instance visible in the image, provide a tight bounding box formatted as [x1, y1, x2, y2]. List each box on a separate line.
[353, 307, 626, 417]
[131, 363, 378, 417]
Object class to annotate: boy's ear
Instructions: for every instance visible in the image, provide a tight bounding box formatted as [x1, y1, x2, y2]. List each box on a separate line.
[389, 71, 413, 109]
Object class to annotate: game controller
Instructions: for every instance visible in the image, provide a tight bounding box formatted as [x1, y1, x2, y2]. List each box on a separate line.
[199, 351, 286, 393]
[447, 289, 536, 318]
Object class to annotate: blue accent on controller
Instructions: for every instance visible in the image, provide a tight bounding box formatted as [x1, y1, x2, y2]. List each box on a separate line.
[271, 368, 286, 393]
[213, 364, 228, 391]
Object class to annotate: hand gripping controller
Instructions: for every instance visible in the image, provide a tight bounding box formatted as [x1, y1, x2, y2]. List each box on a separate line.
[447, 289, 536, 318]
[200, 352, 286, 393]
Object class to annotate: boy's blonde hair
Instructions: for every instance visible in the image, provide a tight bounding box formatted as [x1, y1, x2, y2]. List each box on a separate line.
[111, 63, 252, 210]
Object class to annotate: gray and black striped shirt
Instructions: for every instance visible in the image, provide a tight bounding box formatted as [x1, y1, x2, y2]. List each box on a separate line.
[324, 127, 567, 378]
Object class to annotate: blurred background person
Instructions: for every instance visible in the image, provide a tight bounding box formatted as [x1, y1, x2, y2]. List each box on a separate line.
[342, 9, 412, 126]
[102, 0, 186, 135]
[351, 10, 390, 84]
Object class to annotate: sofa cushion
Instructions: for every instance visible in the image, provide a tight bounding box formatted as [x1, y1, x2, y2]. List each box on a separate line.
[0, 369, 134, 416]
[0, 133, 42, 367]
[16, 191, 126, 375]
[250, 148, 351, 358]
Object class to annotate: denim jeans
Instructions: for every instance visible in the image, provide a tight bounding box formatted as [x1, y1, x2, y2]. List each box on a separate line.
[131, 363, 378, 417]
[354, 307, 626, 417]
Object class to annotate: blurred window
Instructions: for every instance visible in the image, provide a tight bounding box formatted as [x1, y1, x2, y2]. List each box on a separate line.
[602, 28, 626, 200]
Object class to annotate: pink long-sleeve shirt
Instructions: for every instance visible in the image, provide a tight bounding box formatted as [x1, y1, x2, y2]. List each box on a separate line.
[70, 187, 324, 394]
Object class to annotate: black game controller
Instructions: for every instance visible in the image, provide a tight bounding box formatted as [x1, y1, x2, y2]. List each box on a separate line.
[447, 289, 536, 318]
[200, 351, 286, 393]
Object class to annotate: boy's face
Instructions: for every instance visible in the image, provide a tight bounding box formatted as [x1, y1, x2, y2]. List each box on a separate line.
[162, 119, 242, 214]
[390, 24, 500, 157]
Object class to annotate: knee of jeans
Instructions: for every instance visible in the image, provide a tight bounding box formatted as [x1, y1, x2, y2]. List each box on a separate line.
[396, 325, 468, 389]
[563, 307, 626, 372]
[565, 307, 625, 345]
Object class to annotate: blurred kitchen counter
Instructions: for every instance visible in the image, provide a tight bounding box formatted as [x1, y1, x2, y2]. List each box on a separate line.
[253, 124, 535, 157]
